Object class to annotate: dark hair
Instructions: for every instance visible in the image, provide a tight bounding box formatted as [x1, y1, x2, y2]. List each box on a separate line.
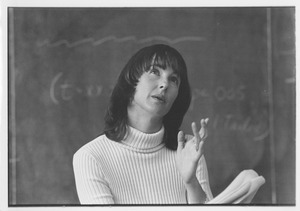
[104, 44, 191, 150]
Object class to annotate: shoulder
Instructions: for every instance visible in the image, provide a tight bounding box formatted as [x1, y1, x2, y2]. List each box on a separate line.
[73, 134, 113, 161]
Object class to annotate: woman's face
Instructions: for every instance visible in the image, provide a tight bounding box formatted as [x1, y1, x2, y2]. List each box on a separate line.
[129, 65, 180, 119]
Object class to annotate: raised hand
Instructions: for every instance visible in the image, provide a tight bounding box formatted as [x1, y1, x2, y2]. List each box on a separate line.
[176, 118, 209, 185]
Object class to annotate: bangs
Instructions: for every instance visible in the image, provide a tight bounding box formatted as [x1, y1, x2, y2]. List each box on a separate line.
[127, 44, 187, 87]
[138, 48, 185, 76]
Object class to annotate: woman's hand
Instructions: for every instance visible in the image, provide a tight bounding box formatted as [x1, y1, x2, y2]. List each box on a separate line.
[176, 118, 209, 185]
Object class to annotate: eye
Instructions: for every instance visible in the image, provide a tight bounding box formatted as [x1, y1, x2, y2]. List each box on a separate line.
[170, 76, 180, 85]
[149, 68, 160, 76]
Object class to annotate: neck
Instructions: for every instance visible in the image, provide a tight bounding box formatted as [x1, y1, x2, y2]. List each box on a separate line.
[127, 107, 163, 134]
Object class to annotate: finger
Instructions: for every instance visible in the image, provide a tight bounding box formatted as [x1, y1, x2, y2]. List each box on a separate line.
[191, 122, 201, 151]
[205, 118, 209, 125]
[177, 131, 185, 152]
[201, 118, 206, 127]
[200, 118, 209, 127]
[192, 122, 200, 140]
[198, 140, 205, 156]
[199, 118, 208, 140]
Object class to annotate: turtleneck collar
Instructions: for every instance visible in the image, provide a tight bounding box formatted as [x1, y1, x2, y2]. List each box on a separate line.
[121, 125, 165, 150]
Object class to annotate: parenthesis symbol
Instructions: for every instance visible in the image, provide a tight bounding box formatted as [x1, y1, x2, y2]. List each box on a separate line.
[50, 72, 63, 105]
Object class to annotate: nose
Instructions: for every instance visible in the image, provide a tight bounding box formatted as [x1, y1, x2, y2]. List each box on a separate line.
[159, 79, 169, 90]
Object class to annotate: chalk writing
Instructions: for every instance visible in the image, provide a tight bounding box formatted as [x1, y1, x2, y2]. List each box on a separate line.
[50, 72, 247, 107]
[51, 72, 247, 106]
[49, 73, 268, 141]
[38, 35, 206, 48]
[212, 114, 269, 141]
[215, 85, 245, 101]
[189, 85, 246, 110]
[50, 72, 108, 105]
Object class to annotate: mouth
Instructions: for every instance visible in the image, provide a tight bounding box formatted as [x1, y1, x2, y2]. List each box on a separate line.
[151, 95, 166, 103]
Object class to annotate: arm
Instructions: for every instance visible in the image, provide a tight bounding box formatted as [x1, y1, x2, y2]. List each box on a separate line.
[176, 119, 211, 204]
[195, 156, 214, 202]
[184, 174, 207, 203]
[73, 149, 114, 204]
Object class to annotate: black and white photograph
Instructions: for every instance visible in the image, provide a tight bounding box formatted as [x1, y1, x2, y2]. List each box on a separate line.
[0, 0, 296, 209]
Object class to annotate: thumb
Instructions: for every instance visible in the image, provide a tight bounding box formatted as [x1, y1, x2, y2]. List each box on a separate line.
[177, 131, 185, 152]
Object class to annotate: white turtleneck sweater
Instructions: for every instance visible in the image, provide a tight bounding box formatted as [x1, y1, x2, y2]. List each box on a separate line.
[73, 126, 213, 204]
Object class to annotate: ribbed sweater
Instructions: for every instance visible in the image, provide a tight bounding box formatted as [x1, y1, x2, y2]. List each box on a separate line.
[73, 126, 213, 204]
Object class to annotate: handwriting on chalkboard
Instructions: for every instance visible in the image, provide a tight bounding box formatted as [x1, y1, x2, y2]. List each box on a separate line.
[38, 36, 206, 48]
[50, 72, 246, 105]
[50, 72, 111, 104]
[49, 72, 268, 141]
[211, 114, 269, 141]
[189, 85, 246, 110]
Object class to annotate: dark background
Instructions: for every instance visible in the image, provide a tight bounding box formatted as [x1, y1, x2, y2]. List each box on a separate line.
[8, 7, 295, 205]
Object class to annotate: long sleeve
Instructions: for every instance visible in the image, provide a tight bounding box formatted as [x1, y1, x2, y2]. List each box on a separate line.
[196, 155, 214, 202]
[73, 128, 200, 204]
[73, 149, 114, 204]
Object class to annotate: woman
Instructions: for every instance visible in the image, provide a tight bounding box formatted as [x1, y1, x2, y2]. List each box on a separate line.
[73, 44, 213, 204]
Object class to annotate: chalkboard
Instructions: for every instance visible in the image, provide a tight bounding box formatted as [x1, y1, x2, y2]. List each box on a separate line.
[8, 7, 295, 204]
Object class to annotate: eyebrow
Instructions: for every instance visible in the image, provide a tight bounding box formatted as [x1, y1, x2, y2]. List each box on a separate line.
[151, 64, 164, 69]
[152, 65, 180, 77]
